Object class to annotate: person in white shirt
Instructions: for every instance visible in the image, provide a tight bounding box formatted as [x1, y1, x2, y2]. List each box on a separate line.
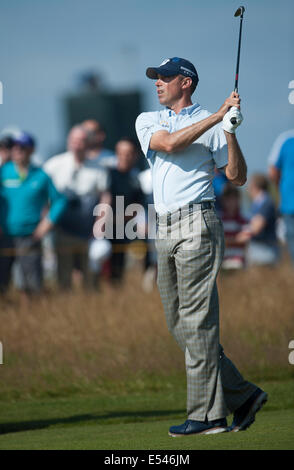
[136, 57, 267, 436]
[44, 125, 111, 289]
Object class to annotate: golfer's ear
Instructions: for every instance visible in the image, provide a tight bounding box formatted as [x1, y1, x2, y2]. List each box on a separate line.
[182, 77, 192, 90]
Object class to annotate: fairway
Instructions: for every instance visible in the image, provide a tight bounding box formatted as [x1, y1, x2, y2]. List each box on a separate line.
[0, 381, 293, 450]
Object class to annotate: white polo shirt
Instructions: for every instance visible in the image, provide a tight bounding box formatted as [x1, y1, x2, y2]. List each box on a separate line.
[43, 151, 109, 196]
[135, 103, 228, 215]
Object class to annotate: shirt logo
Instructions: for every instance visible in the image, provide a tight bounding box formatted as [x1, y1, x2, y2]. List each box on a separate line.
[159, 120, 169, 128]
[2, 179, 21, 188]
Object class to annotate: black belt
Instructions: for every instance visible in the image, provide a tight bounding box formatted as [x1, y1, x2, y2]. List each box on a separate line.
[156, 201, 214, 225]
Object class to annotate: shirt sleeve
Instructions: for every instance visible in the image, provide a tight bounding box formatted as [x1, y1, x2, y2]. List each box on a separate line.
[209, 123, 228, 169]
[135, 112, 166, 157]
[45, 174, 68, 224]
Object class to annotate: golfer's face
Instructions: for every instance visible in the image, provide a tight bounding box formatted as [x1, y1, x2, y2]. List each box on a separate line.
[155, 74, 183, 106]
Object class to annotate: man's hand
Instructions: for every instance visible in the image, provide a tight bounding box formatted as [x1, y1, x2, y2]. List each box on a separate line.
[235, 230, 251, 244]
[222, 107, 243, 134]
[216, 91, 241, 120]
[32, 218, 54, 241]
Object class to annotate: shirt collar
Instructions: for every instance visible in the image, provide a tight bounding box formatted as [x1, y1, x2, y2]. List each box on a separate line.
[13, 162, 33, 181]
[166, 102, 201, 117]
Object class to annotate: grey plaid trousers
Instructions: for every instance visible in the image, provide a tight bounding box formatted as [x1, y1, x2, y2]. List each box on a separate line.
[156, 203, 257, 421]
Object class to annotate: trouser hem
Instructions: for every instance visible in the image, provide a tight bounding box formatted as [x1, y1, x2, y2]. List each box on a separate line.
[229, 385, 259, 414]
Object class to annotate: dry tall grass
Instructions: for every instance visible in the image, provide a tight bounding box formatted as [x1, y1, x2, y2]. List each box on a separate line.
[0, 259, 294, 399]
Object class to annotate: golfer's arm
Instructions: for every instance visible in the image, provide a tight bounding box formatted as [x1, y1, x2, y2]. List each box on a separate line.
[223, 132, 247, 186]
[150, 113, 222, 153]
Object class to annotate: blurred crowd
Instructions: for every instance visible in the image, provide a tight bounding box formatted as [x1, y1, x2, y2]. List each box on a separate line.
[0, 121, 156, 302]
[0, 121, 293, 301]
[213, 127, 294, 273]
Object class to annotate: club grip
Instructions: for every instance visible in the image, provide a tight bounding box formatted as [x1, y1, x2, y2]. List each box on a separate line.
[230, 88, 239, 125]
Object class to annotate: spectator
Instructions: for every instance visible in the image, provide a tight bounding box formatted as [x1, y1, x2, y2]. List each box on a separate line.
[0, 132, 67, 300]
[81, 119, 117, 168]
[108, 137, 145, 283]
[220, 183, 248, 270]
[44, 125, 111, 289]
[268, 130, 294, 263]
[244, 173, 280, 266]
[0, 135, 14, 166]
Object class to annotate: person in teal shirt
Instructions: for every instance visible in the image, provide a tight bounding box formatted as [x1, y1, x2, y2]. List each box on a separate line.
[0, 132, 67, 297]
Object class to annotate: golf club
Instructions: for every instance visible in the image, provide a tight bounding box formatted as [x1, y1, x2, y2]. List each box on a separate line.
[231, 6, 245, 125]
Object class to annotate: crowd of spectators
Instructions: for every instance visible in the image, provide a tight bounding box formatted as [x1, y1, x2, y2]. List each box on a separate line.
[215, 127, 294, 272]
[218, 174, 280, 272]
[0, 121, 155, 301]
[0, 122, 293, 299]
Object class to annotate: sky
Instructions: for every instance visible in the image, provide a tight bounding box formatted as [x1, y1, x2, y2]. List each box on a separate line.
[0, 0, 293, 174]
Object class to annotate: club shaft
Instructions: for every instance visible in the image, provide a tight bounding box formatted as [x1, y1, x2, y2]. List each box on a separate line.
[234, 15, 244, 92]
[231, 9, 244, 124]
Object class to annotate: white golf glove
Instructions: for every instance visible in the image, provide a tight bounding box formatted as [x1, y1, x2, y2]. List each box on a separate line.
[222, 106, 243, 133]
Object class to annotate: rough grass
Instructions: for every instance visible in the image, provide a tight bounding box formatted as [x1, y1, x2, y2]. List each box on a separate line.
[218, 262, 294, 379]
[0, 259, 294, 399]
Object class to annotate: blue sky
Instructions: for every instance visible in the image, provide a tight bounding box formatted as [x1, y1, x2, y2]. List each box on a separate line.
[0, 0, 293, 173]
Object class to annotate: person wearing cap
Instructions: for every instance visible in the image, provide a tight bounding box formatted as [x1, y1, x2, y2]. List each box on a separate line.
[136, 57, 267, 436]
[0, 132, 67, 299]
[0, 135, 14, 166]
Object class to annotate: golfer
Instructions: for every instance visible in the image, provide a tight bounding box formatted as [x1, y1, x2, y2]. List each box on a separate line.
[135, 57, 267, 436]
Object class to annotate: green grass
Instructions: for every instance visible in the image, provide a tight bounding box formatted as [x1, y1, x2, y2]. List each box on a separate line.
[0, 380, 293, 450]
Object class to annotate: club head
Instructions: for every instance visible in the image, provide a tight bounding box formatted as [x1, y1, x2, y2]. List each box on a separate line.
[234, 6, 245, 17]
